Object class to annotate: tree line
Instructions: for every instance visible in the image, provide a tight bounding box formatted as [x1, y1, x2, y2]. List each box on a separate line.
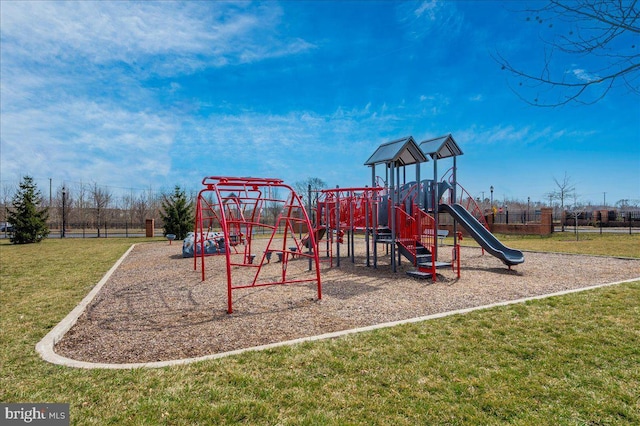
[1, 176, 328, 244]
[4, 174, 636, 244]
[1, 177, 189, 242]
[4, 182, 162, 236]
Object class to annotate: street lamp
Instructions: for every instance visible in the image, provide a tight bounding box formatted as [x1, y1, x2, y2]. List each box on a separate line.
[61, 186, 66, 238]
[490, 186, 494, 207]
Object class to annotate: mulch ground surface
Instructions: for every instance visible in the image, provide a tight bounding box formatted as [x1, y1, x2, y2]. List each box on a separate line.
[54, 241, 640, 364]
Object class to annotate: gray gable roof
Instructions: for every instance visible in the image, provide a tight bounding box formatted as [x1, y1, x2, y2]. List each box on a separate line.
[364, 136, 428, 167]
[419, 134, 463, 159]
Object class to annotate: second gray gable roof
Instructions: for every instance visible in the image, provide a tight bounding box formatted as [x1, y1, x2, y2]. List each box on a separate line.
[419, 134, 463, 159]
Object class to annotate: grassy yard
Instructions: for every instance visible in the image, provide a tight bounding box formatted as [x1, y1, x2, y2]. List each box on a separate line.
[1, 236, 639, 425]
[451, 231, 640, 258]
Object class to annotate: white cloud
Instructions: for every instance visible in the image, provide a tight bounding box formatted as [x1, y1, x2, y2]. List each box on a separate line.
[414, 1, 438, 20]
[159, 104, 420, 189]
[396, 0, 463, 41]
[417, 93, 450, 116]
[572, 68, 599, 83]
[0, 100, 177, 189]
[0, 1, 315, 75]
[454, 124, 598, 148]
[455, 125, 533, 145]
[0, 1, 320, 192]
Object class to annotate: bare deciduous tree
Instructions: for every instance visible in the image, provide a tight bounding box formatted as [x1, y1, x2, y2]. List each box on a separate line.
[73, 182, 90, 236]
[568, 191, 585, 240]
[133, 194, 150, 229]
[294, 177, 327, 205]
[616, 198, 640, 209]
[495, 0, 639, 106]
[90, 183, 112, 237]
[550, 172, 576, 231]
[120, 192, 135, 231]
[1, 183, 16, 230]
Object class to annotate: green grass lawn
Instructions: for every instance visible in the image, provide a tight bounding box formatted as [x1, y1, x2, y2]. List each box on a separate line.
[451, 231, 640, 258]
[1, 236, 639, 425]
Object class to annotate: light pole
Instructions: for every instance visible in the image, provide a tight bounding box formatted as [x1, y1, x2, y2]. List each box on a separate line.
[527, 196, 530, 222]
[61, 186, 66, 238]
[490, 186, 494, 207]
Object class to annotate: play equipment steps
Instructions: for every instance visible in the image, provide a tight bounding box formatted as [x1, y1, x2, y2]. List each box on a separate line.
[398, 240, 451, 279]
[375, 227, 393, 242]
[397, 241, 431, 265]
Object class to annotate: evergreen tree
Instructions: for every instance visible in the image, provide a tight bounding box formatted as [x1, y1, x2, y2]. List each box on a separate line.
[160, 186, 193, 240]
[8, 176, 49, 244]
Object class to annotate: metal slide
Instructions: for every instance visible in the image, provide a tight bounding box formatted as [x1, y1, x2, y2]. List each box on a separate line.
[302, 227, 327, 248]
[439, 203, 525, 266]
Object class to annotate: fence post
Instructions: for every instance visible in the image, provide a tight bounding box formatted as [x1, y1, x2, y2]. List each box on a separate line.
[145, 219, 155, 237]
[540, 208, 553, 235]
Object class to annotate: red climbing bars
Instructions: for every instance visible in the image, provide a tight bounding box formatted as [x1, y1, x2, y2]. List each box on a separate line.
[194, 176, 322, 314]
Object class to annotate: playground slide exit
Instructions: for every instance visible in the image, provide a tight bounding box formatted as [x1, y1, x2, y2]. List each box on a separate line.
[439, 203, 525, 267]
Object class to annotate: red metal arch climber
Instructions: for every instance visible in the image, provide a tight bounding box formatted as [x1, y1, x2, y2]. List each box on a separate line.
[194, 176, 322, 313]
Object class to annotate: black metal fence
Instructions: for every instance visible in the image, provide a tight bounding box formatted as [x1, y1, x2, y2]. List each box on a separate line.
[561, 210, 640, 227]
[491, 209, 542, 225]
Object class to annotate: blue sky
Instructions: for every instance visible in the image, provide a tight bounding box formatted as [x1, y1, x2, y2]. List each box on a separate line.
[1, 1, 639, 207]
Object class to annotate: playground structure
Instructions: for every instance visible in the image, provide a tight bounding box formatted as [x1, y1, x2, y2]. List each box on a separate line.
[193, 135, 524, 313]
[193, 177, 322, 313]
[311, 135, 524, 278]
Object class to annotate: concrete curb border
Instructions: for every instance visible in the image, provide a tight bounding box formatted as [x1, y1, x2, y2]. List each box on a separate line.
[36, 245, 640, 369]
[35, 244, 136, 368]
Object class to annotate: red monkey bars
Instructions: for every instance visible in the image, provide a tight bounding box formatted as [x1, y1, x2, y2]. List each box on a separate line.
[194, 176, 322, 314]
